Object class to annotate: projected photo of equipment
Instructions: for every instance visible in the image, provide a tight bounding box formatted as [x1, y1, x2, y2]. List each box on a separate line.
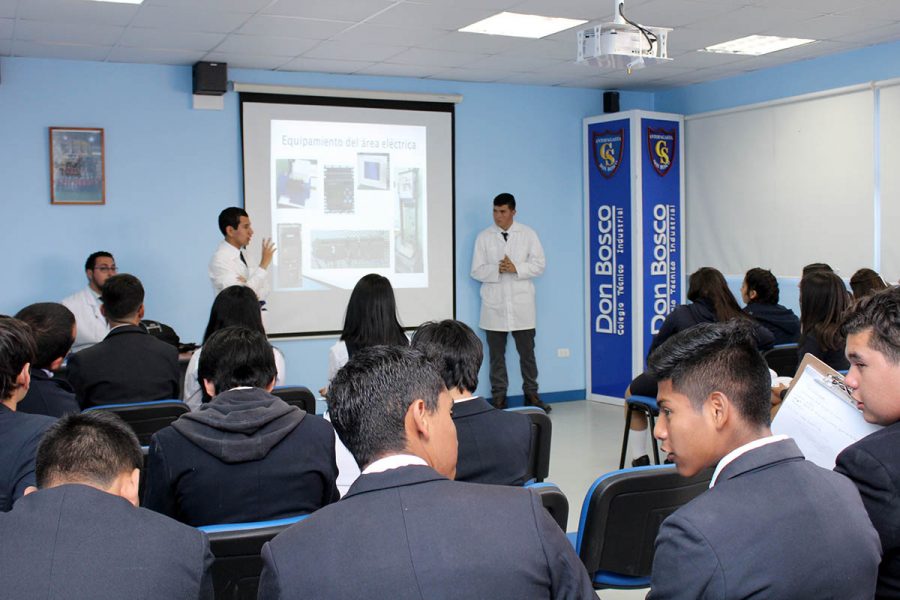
[357, 153, 390, 190]
[395, 168, 423, 273]
[276, 223, 303, 288]
[275, 159, 317, 208]
[311, 230, 390, 269]
[324, 166, 355, 213]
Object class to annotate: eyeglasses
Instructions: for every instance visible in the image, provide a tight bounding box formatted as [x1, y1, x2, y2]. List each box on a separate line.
[93, 265, 118, 273]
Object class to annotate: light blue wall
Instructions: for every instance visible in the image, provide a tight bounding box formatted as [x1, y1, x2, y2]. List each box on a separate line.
[655, 39, 900, 115]
[0, 56, 653, 400]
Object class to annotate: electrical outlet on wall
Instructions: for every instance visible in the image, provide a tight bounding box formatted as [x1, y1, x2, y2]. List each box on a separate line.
[557, 348, 571, 358]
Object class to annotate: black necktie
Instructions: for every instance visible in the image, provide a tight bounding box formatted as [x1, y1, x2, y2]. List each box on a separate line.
[239, 252, 247, 266]
[501, 232, 508, 242]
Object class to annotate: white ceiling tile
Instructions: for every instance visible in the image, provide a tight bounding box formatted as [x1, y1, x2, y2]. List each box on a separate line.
[427, 66, 510, 83]
[0, 39, 10, 54]
[131, 6, 251, 33]
[0, 1, 16, 19]
[627, 0, 744, 28]
[465, 53, 564, 73]
[142, 0, 272, 11]
[664, 50, 749, 68]
[302, 40, 406, 62]
[17, 0, 138, 26]
[0, 17, 12, 39]
[262, 0, 395, 22]
[688, 5, 813, 37]
[330, 23, 439, 46]
[15, 20, 123, 46]
[412, 0, 522, 9]
[387, 47, 488, 68]
[203, 52, 291, 70]
[119, 28, 226, 51]
[837, 2, 900, 21]
[831, 20, 900, 44]
[214, 34, 319, 57]
[12, 40, 111, 61]
[418, 31, 525, 54]
[666, 27, 749, 55]
[751, 0, 873, 13]
[355, 62, 443, 78]
[778, 14, 891, 41]
[369, 3, 496, 31]
[106, 46, 206, 65]
[498, 71, 583, 86]
[278, 56, 375, 74]
[509, 0, 613, 20]
[237, 15, 351, 39]
[511, 38, 577, 60]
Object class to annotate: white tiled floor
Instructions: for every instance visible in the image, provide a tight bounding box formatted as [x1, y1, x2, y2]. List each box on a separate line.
[546, 399, 650, 600]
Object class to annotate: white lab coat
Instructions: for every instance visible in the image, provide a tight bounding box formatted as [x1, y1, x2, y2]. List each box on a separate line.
[61, 286, 109, 352]
[470, 221, 545, 331]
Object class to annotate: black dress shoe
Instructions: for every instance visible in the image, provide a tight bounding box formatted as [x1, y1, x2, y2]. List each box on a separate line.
[525, 394, 552, 413]
[631, 455, 651, 467]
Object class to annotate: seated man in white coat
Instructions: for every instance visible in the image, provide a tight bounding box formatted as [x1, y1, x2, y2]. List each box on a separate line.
[61, 251, 116, 352]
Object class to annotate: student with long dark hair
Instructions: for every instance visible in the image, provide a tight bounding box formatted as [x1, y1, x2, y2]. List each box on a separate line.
[798, 271, 850, 370]
[327, 274, 408, 381]
[183, 286, 285, 410]
[624, 267, 774, 466]
[742, 267, 800, 346]
[850, 268, 888, 300]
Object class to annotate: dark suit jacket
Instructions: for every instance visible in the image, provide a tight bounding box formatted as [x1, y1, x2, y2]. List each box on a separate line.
[0, 405, 55, 512]
[453, 397, 531, 486]
[0, 484, 213, 599]
[17, 369, 80, 418]
[836, 422, 900, 598]
[143, 390, 339, 527]
[649, 439, 881, 600]
[67, 324, 180, 409]
[258, 465, 595, 599]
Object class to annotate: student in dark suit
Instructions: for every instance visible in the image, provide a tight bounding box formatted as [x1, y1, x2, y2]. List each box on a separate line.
[646, 321, 880, 600]
[67, 274, 180, 408]
[411, 319, 532, 486]
[258, 346, 594, 600]
[14, 303, 80, 418]
[0, 318, 56, 512]
[834, 287, 900, 598]
[0, 411, 213, 598]
[143, 326, 338, 527]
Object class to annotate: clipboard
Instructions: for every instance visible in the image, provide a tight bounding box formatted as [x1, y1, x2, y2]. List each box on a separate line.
[771, 353, 882, 469]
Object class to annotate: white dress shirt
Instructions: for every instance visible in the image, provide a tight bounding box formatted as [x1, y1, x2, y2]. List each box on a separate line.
[208, 240, 270, 300]
[361, 454, 428, 475]
[182, 345, 287, 411]
[710, 434, 790, 488]
[61, 286, 109, 352]
[470, 221, 545, 331]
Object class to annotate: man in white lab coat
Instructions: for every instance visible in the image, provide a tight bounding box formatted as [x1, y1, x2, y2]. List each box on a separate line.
[61, 251, 116, 352]
[470, 193, 549, 412]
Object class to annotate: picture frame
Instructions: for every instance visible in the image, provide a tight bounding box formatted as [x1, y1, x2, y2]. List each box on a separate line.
[49, 127, 105, 205]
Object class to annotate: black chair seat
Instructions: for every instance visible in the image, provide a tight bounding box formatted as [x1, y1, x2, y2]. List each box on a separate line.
[271, 386, 316, 414]
[506, 406, 552, 482]
[83, 399, 188, 445]
[764, 344, 800, 377]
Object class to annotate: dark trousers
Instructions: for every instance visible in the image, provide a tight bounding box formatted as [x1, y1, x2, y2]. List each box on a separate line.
[486, 329, 538, 399]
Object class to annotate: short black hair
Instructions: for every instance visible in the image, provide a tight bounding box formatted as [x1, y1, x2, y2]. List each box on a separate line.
[647, 321, 771, 427]
[411, 320, 482, 393]
[493, 193, 516, 210]
[84, 251, 114, 271]
[35, 411, 142, 489]
[218, 207, 248, 236]
[0, 317, 36, 401]
[843, 286, 900, 364]
[802, 262, 833, 277]
[14, 303, 76, 370]
[329, 346, 445, 469]
[743, 268, 779, 305]
[100, 274, 144, 321]
[198, 326, 276, 393]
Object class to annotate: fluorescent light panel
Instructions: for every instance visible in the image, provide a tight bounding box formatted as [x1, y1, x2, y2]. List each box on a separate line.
[460, 12, 587, 39]
[703, 35, 815, 56]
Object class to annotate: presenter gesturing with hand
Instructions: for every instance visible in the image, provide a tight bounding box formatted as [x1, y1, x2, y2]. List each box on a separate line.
[209, 207, 275, 301]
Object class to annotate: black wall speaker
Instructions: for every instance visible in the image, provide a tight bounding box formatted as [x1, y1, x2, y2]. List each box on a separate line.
[603, 90, 620, 114]
[192, 61, 227, 96]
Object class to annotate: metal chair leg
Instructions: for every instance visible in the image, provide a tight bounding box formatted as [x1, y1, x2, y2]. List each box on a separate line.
[647, 411, 660, 465]
[619, 404, 634, 469]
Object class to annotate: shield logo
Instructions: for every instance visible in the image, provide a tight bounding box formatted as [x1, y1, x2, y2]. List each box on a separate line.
[593, 130, 624, 179]
[647, 128, 676, 176]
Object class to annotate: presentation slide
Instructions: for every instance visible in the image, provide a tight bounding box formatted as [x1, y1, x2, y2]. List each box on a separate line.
[241, 96, 455, 336]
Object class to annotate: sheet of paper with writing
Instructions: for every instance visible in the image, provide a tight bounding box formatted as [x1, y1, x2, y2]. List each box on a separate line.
[771, 354, 882, 469]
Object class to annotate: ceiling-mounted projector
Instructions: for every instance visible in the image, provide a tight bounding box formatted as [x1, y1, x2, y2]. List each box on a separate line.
[576, 0, 671, 73]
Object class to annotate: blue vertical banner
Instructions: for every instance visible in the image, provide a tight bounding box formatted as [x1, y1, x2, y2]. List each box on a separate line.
[641, 118, 682, 360]
[587, 119, 633, 398]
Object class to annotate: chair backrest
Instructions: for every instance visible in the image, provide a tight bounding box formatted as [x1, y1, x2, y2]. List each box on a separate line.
[199, 515, 308, 600]
[271, 386, 316, 414]
[83, 399, 188, 445]
[524, 481, 569, 531]
[763, 343, 800, 377]
[575, 465, 713, 579]
[506, 406, 552, 482]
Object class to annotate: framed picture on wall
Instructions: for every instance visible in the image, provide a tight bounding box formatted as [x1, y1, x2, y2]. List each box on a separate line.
[49, 127, 105, 205]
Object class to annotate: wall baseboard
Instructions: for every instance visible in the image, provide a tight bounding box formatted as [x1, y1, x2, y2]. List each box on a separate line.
[497, 389, 586, 407]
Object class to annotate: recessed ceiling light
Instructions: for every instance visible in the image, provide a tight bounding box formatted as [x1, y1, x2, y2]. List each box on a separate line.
[459, 12, 587, 39]
[87, 0, 144, 4]
[702, 35, 815, 56]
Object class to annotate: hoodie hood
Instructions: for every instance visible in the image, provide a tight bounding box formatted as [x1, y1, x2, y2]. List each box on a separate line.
[171, 388, 305, 463]
[744, 302, 800, 342]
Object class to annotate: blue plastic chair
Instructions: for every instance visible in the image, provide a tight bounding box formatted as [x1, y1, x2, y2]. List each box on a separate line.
[618, 394, 660, 469]
[568, 465, 713, 590]
[506, 406, 552, 482]
[524, 481, 568, 531]
[199, 514, 309, 599]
